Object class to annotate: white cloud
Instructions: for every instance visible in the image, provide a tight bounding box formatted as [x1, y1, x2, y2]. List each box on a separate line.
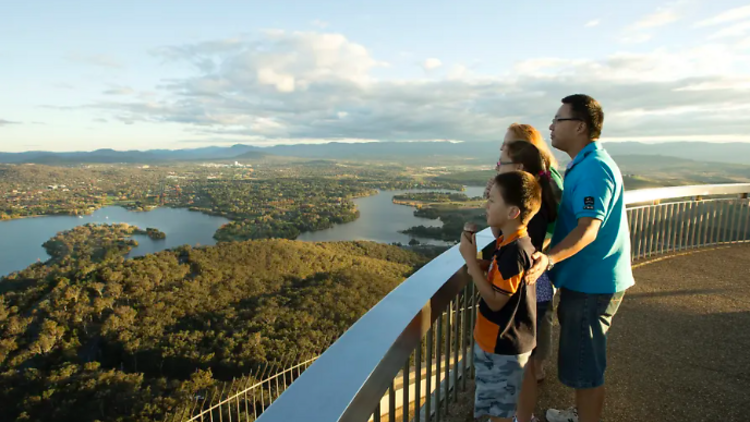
[585, 19, 601, 28]
[634, 7, 680, 28]
[695, 5, 750, 27]
[422, 58, 442, 71]
[59, 30, 750, 144]
[311, 19, 329, 29]
[66, 53, 124, 68]
[708, 20, 750, 40]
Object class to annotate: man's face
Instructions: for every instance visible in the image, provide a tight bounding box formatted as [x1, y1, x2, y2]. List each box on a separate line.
[549, 104, 583, 151]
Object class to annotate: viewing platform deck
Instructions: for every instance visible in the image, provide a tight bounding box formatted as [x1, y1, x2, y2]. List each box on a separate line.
[444, 243, 750, 422]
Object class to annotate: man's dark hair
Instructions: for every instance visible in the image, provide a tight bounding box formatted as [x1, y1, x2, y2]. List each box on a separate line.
[562, 94, 604, 140]
[493, 171, 541, 225]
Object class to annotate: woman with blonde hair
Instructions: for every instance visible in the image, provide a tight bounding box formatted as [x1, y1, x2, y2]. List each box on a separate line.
[484, 123, 563, 199]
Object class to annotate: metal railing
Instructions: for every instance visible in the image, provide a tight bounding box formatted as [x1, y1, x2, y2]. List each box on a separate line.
[205, 183, 750, 422]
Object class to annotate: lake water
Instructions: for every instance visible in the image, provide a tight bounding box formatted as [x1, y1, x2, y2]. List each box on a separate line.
[0, 186, 484, 277]
[297, 186, 485, 245]
[0, 207, 230, 277]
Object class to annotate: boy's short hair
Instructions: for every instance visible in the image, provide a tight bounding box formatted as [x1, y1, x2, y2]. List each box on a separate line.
[493, 171, 542, 225]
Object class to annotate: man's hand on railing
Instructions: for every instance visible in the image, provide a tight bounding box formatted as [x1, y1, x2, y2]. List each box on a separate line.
[525, 252, 549, 285]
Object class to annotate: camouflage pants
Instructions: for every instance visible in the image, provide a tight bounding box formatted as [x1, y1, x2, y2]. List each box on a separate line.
[473, 344, 530, 419]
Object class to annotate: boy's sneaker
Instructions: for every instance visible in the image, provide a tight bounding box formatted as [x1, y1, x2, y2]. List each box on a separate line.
[545, 406, 578, 422]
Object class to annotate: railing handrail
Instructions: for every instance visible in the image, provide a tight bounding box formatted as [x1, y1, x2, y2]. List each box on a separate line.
[624, 183, 750, 205]
[254, 183, 750, 422]
[254, 227, 495, 422]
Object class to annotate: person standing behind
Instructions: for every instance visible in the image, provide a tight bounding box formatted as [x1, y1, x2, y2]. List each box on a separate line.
[527, 94, 635, 422]
[497, 142, 558, 422]
[484, 123, 563, 201]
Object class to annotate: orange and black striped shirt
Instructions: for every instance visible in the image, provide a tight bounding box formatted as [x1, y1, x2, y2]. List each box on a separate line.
[473, 227, 537, 355]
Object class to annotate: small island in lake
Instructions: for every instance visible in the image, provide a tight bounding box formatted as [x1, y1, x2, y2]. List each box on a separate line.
[41, 223, 165, 264]
[144, 227, 167, 240]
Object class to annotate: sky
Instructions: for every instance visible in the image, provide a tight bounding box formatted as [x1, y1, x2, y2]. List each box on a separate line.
[1, 0, 750, 153]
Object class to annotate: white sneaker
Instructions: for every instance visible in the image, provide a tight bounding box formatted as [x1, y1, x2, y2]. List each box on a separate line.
[545, 406, 578, 422]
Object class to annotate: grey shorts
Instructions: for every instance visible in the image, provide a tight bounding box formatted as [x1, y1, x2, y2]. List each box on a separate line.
[473, 344, 530, 419]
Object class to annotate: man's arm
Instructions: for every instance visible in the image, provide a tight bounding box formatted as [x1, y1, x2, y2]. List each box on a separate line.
[526, 167, 615, 282]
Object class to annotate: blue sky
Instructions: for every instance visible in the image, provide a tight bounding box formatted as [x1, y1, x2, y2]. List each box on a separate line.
[2, 0, 750, 152]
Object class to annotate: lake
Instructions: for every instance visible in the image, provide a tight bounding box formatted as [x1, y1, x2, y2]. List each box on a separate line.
[0, 186, 485, 277]
[0, 207, 230, 277]
[297, 186, 485, 245]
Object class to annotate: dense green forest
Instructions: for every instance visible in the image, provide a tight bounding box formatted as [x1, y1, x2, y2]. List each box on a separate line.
[392, 192, 475, 204]
[0, 227, 428, 422]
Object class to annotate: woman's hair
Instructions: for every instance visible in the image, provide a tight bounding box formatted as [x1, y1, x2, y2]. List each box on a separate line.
[506, 123, 558, 170]
[504, 141, 559, 222]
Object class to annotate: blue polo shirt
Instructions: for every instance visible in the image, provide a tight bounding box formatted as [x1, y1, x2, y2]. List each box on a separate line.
[549, 142, 634, 294]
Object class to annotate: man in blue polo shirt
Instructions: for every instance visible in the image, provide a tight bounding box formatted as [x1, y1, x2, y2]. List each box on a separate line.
[529, 94, 634, 422]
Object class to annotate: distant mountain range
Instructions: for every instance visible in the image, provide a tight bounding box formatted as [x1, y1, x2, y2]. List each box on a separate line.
[2, 141, 750, 166]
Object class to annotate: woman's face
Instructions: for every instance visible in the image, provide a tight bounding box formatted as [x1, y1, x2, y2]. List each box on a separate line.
[501, 130, 519, 151]
[497, 148, 523, 174]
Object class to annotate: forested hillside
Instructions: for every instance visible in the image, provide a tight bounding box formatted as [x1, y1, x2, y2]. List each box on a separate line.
[0, 234, 427, 421]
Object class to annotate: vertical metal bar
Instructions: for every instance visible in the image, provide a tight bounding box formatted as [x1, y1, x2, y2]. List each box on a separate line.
[742, 195, 750, 242]
[426, 325, 433, 422]
[626, 208, 634, 249]
[403, 356, 410, 422]
[668, 203, 677, 253]
[654, 204, 664, 255]
[700, 201, 708, 247]
[251, 385, 257, 420]
[435, 314, 443, 422]
[209, 386, 219, 422]
[452, 294, 460, 403]
[389, 382, 396, 422]
[648, 205, 658, 257]
[444, 306, 451, 417]
[635, 207, 645, 259]
[218, 383, 228, 422]
[460, 285, 468, 392]
[274, 369, 280, 400]
[677, 202, 687, 251]
[690, 200, 699, 248]
[259, 379, 265, 413]
[469, 282, 476, 379]
[714, 200, 725, 244]
[709, 200, 718, 245]
[415, 336, 422, 422]
[662, 203, 674, 253]
[628, 208, 637, 259]
[374, 402, 381, 422]
[731, 197, 741, 242]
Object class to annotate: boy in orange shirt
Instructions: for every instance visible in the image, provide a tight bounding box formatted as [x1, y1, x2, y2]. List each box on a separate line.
[459, 170, 542, 422]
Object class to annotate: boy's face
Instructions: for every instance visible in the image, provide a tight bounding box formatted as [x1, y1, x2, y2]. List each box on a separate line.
[485, 183, 520, 228]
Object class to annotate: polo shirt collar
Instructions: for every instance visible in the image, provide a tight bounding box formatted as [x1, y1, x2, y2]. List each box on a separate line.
[567, 141, 602, 171]
[497, 226, 528, 247]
